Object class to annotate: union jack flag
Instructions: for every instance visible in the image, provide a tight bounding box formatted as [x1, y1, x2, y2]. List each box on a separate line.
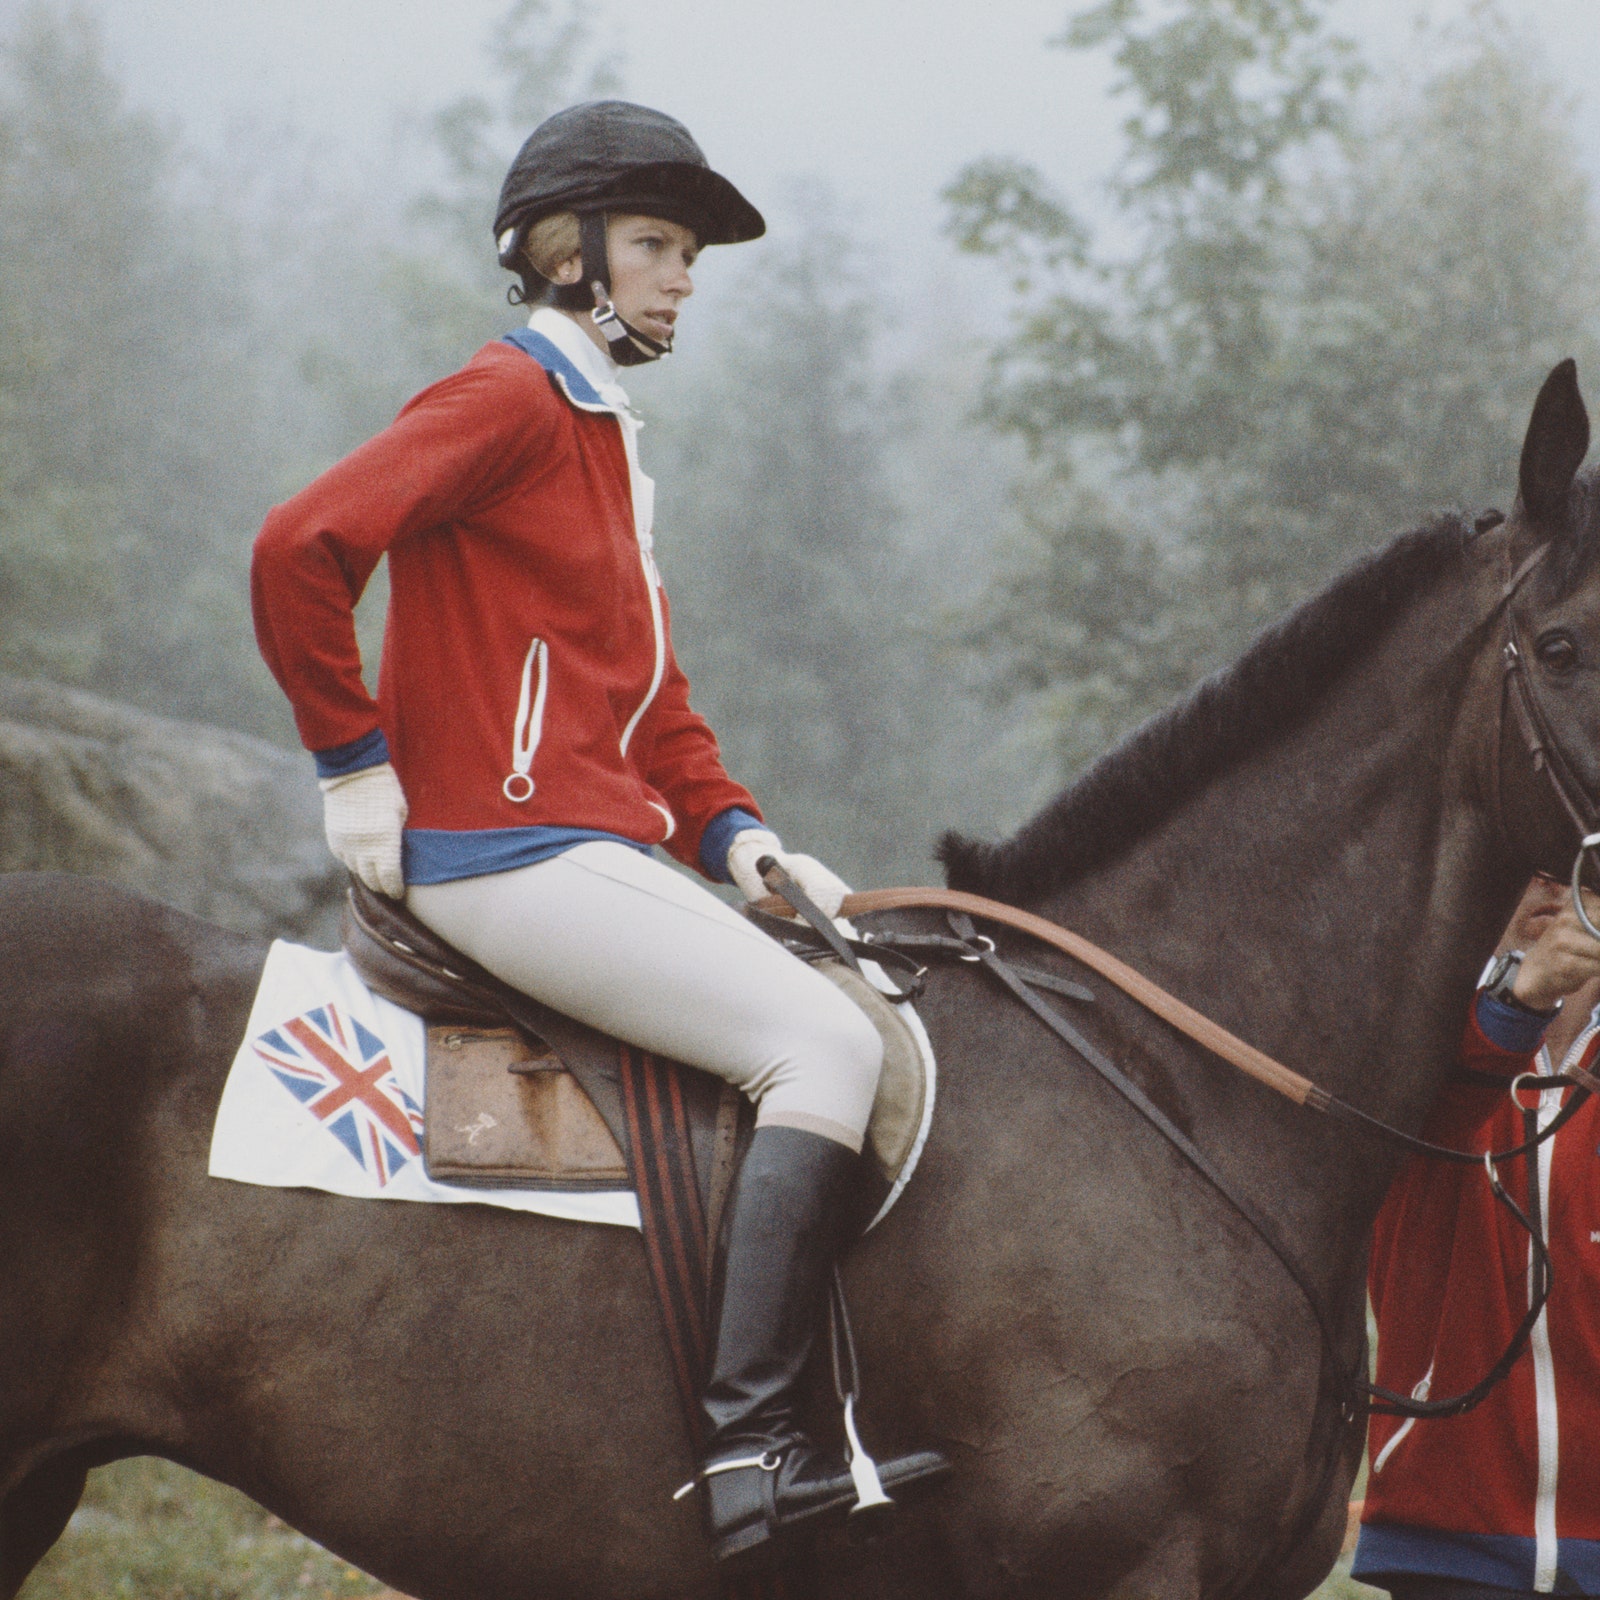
[252, 1003, 423, 1187]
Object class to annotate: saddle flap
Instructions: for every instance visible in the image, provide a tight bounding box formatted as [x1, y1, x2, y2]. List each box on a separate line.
[423, 1025, 630, 1190]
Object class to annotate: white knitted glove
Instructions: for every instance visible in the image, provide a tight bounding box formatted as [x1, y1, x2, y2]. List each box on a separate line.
[726, 829, 852, 919]
[319, 761, 408, 899]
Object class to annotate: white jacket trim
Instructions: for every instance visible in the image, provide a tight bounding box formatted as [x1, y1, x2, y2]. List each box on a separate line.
[528, 308, 667, 767]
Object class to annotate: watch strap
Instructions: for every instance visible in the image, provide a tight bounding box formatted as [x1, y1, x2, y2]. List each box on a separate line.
[1482, 950, 1560, 1019]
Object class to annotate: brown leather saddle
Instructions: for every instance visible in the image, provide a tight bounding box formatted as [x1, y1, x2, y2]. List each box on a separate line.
[339, 878, 928, 1225]
[341, 878, 730, 1201]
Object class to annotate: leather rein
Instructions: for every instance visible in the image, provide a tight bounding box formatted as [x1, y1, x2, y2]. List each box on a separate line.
[754, 530, 1600, 1424]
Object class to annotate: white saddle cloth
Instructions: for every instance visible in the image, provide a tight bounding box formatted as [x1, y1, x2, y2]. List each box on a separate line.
[208, 940, 642, 1229]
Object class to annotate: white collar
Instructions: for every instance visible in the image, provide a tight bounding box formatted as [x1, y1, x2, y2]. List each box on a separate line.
[528, 307, 632, 412]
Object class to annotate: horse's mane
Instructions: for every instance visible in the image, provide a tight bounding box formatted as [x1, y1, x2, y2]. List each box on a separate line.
[939, 513, 1477, 904]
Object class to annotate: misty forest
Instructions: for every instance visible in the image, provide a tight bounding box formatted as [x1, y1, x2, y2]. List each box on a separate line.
[1, 0, 1596, 1594]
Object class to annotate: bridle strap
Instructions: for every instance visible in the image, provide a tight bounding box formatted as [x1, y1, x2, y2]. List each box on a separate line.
[810, 887, 1327, 1106]
[1502, 542, 1551, 603]
[1497, 537, 1600, 838]
[1504, 616, 1598, 838]
[777, 883, 1587, 1167]
[940, 908, 1353, 1374]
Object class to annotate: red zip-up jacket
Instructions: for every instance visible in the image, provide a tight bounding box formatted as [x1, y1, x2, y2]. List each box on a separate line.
[1354, 1003, 1600, 1593]
[252, 329, 758, 879]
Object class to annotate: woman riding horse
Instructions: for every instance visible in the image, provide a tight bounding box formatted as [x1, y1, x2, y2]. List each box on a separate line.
[250, 99, 946, 1569]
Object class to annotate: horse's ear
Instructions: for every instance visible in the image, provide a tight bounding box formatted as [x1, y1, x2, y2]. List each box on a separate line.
[1519, 359, 1589, 526]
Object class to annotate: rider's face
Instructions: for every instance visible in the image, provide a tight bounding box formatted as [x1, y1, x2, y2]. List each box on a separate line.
[549, 213, 699, 355]
[602, 214, 698, 348]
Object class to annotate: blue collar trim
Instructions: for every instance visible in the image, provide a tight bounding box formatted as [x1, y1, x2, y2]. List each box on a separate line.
[501, 328, 613, 413]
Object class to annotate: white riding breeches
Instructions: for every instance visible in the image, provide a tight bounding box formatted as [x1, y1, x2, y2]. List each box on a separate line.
[406, 842, 883, 1151]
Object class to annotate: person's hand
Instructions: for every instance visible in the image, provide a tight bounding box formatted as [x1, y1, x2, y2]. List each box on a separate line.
[319, 762, 408, 898]
[726, 829, 852, 919]
[1513, 886, 1600, 1010]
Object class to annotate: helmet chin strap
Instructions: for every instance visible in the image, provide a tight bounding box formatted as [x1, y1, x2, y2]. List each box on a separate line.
[578, 210, 671, 366]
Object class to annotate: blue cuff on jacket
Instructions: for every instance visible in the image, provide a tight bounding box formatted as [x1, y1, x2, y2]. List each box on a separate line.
[312, 728, 391, 780]
[699, 807, 768, 882]
[1475, 988, 1556, 1054]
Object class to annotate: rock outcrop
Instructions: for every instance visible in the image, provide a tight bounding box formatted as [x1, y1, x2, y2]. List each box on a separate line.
[0, 676, 342, 942]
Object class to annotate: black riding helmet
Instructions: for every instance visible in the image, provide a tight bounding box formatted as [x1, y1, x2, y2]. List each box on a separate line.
[495, 100, 765, 364]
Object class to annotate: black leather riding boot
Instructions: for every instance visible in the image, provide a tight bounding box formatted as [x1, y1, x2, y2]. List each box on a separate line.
[697, 1125, 950, 1568]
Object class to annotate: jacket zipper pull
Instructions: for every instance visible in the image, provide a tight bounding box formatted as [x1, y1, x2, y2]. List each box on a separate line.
[503, 637, 548, 802]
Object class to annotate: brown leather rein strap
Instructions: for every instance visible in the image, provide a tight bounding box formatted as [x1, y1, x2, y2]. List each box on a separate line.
[758, 884, 1590, 1171]
[758, 881, 1574, 1423]
[765, 886, 1327, 1110]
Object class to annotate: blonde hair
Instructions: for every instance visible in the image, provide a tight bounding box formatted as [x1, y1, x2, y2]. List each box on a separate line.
[524, 211, 582, 281]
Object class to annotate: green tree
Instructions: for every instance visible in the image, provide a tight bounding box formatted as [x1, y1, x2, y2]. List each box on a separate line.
[0, 5, 287, 726]
[949, 0, 1361, 477]
[948, 6, 1599, 776]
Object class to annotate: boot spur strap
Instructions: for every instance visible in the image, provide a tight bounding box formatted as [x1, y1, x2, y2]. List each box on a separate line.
[671, 1451, 780, 1501]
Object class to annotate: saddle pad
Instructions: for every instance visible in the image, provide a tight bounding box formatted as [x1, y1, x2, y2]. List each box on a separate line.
[209, 940, 640, 1228]
[825, 960, 934, 1203]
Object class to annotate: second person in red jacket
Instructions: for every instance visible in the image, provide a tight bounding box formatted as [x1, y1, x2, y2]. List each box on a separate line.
[1356, 875, 1600, 1598]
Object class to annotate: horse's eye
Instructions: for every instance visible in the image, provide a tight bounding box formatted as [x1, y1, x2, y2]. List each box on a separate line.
[1537, 632, 1579, 673]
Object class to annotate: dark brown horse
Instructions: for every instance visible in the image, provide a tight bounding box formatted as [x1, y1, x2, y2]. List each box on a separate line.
[2, 363, 1599, 1600]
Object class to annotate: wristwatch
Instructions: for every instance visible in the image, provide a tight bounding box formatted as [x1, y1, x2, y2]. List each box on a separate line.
[1482, 950, 1560, 1017]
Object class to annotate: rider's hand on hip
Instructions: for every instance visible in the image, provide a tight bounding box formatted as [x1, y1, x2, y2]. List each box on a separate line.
[320, 762, 408, 899]
[725, 829, 852, 919]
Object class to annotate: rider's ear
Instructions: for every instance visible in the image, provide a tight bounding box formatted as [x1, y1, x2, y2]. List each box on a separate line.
[542, 249, 583, 287]
[1518, 359, 1590, 528]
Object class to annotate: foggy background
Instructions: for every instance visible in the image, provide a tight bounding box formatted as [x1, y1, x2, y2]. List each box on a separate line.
[1, 0, 1595, 892]
[87, 0, 1600, 304]
[1, 5, 1591, 1591]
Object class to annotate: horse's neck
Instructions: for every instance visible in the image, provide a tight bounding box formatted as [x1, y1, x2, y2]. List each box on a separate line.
[1047, 564, 1525, 1252]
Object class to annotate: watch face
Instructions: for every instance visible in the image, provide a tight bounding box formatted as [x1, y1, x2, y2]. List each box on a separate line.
[1485, 951, 1522, 999]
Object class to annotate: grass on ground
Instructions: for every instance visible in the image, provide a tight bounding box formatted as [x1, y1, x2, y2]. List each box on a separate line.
[17, 1454, 1388, 1599]
[18, 1457, 384, 1600]
[1312, 1555, 1387, 1598]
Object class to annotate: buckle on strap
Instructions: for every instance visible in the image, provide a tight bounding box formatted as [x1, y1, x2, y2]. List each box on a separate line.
[589, 293, 632, 345]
